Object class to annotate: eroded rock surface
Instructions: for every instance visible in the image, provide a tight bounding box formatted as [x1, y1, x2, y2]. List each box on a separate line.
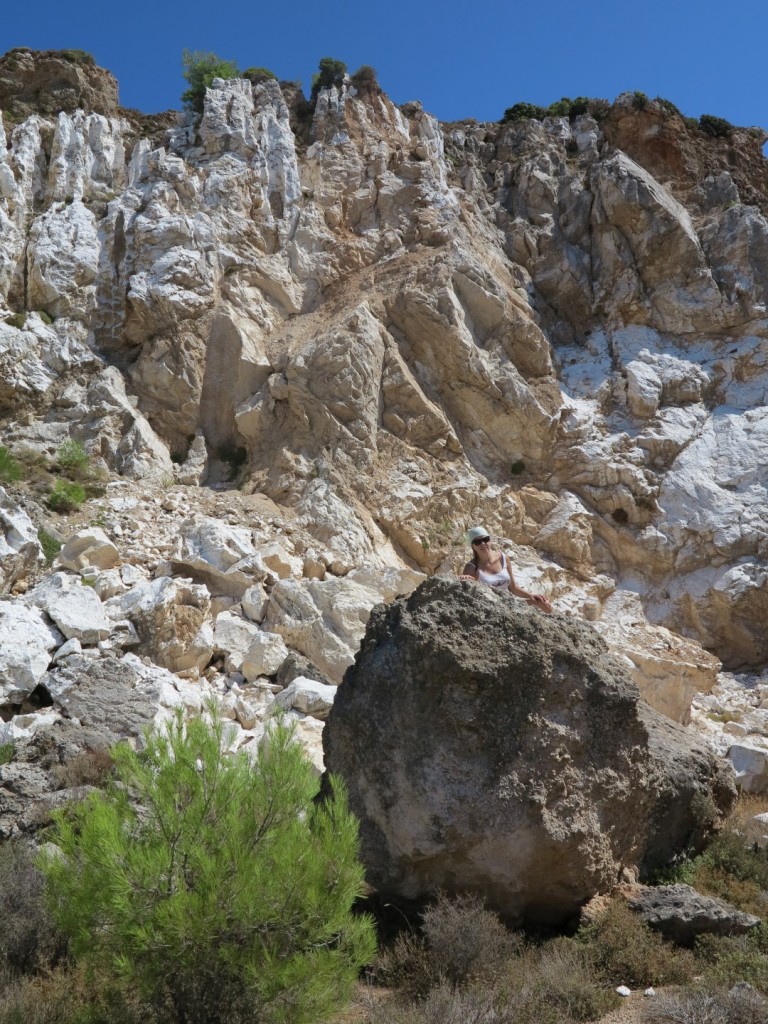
[323, 577, 735, 925]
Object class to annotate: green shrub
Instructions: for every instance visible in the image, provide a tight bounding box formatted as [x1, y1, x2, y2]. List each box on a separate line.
[58, 49, 95, 66]
[0, 446, 22, 484]
[37, 529, 62, 565]
[55, 439, 89, 478]
[350, 64, 380, 96]
[242, 66, 276, 85]
[46, 480, 86, 513]
[502, 97, 593, 124]
[578, 900, 696, 987]
[0, 742, 15, 765]
[311, 56, 347, 98]
[181, 49, 240, 114]
[699, 113, 734, 138]
[669, 824, 768, 916]
[4, 312, 27, 330]
[37, 311, 55, 325]
[632, 90, 649, 110]
[502, 101, 548, 123]
[41, 713, 376, 1024]
[695, 930, 768, 993]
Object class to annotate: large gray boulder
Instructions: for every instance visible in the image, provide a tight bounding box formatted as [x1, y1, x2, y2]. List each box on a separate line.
[323, 576, 736, 926]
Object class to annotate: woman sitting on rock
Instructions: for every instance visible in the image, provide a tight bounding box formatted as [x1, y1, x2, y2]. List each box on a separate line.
[459, 526, 553, 612]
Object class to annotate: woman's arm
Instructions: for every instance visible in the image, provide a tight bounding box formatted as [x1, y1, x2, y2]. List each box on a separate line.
[459, 561, 479, 581]
[505, 557, 553, 612]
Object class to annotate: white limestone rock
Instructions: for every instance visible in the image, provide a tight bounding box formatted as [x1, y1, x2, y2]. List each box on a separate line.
[0, 602, 62, 702]
[83, 368, 175, 482]
[273, 676, 336, 720]
[263, 567, 424, 683]
[57, 527, 120, 572]
[25, 571, 111, 645]
[728, 742, 768, 794]
[241, 583, 269, 622]
[593, 590, 720, 724]
[241, 631, 289, 681]
[0, 315, 96, 409]
[26, 200, 99, 319]
[0, 486, 44, 592]
[213, 610, 261, 673]
[172, 517, 270, 598]
[105, 577, 213, 673]
[0, 709, 62, 745]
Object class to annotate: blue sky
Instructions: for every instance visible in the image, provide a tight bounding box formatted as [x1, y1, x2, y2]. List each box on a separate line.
[2, 0, 766, 133]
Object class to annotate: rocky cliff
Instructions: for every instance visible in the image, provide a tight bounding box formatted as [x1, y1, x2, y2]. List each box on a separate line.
[1, 52, 767, 797]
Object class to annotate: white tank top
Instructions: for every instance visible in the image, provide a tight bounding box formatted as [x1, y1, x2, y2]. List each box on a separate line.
[476, 553, 511, 592]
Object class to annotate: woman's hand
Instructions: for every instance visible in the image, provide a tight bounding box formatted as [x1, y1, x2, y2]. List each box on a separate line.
[458, 574, 477, 581]
[526, 593, 553, 613]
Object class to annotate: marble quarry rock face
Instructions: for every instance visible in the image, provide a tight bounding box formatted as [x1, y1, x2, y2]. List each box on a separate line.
[0, 60, 766, 836]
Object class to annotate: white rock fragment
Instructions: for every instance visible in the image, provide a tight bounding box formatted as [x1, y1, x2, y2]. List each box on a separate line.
[616, 986, 632, 998]
[57, 527, 120, 571]
[727, 742, 768, 793]
[241, 583, 269, 623]
[0, 602, 62, 702]
[25, 571, 111, 644]
[274, 676, 336, 720]
[213, 611, 261, 673]
[242, 631, 290, 681]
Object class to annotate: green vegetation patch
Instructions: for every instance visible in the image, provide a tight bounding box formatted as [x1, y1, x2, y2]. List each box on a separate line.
[40, 712, 376, 1024]
[181, 49, 240, 114]
[0, 446, 22, 484]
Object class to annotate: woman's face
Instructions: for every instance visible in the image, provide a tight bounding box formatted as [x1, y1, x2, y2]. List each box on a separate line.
[472, 535, 491, 553]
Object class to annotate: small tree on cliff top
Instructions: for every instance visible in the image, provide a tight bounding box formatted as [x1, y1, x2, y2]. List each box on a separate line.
[181, 49, 240, 114]
[41, 711, 376, 1024]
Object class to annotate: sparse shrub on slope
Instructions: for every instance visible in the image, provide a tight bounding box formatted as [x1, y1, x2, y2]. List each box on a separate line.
[46, 479, 85, 513]
[55, 439, 90, 479]
[181, 49, 240, 114]
[40, 712, 376, 1024]
[699, 113, 735, 138]
[0, 446, 22, 483]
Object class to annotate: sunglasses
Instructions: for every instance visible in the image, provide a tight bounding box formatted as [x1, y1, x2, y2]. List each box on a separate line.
[472, 537, 491, 545]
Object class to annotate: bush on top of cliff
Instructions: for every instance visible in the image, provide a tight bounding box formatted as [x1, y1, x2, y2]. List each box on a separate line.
[311, 56, 347, 99]
[242, 66, 277, 85]
[699, 113, 735, 138]
[501, 96, 592, 123]
[181, 49, 240, 114]
[350, 64, 381, 96]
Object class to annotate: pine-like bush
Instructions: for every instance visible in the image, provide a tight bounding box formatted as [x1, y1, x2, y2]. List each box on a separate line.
[181, 50, 240, 114]
[41, 713, 376, 1024]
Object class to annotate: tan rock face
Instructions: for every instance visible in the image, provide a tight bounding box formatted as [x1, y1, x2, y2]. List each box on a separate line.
[0, 48, 119, 119]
